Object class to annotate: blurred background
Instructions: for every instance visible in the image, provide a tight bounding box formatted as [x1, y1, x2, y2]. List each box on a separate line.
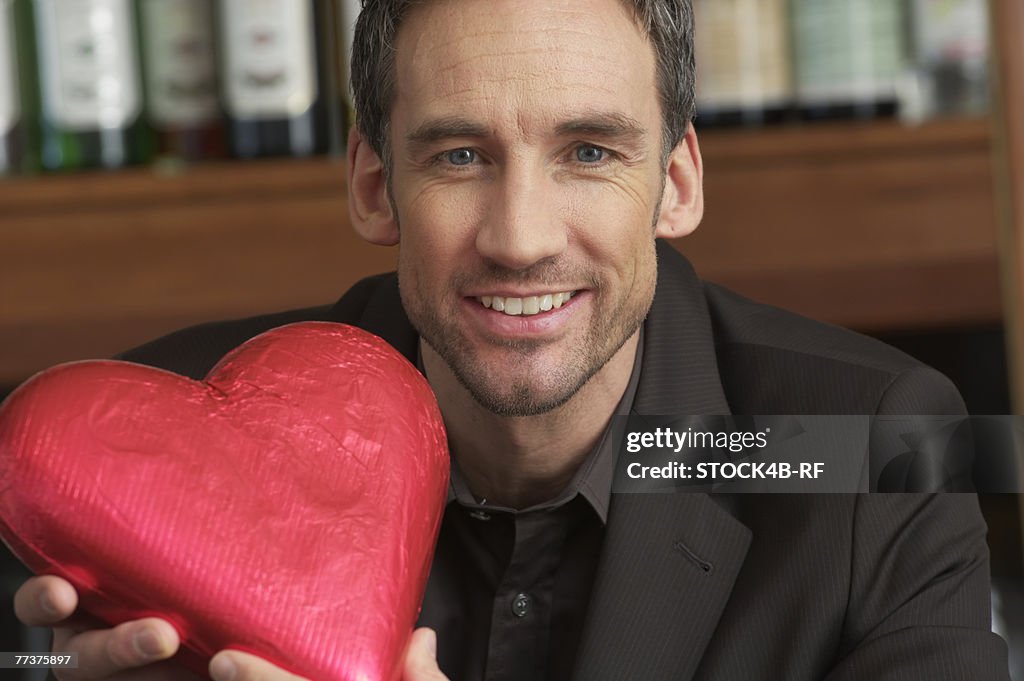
[1, 0, 1023, 678]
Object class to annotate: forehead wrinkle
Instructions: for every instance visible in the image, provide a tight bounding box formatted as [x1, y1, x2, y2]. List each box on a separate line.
[413, 75, 626, 138]
[398, 0, 653, 72]
[394, 0, 661, 148]
[420, 63, 629, 126]
[424, 58, 630, 105]
[407, 10, 646, 96]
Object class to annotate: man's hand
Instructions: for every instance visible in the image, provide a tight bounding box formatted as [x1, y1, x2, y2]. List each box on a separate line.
[13, 575, 189, 680]
[206, 628, 448, 681]
[401, 628, 449, 681]
[14, 576, 449, 681]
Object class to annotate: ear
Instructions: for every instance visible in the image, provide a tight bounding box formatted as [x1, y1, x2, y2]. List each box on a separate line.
[347, 125, 399, 245]
[654, 123, 704, 239]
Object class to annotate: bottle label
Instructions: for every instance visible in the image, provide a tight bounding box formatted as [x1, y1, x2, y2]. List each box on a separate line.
[913, 0, 988, 64]
[792, 0, 907, 103]
[36, 0, 142, 130]
[0, 0, 18, 135]
[140, 0, 219, 128]
[694, 0, 792, 110]
[221, 0, 317, 120]
[912, 0, 989, 116]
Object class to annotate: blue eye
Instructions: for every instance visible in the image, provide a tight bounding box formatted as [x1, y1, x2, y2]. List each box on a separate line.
[446, 149, 475, 166]
[576, 145, 605, 163]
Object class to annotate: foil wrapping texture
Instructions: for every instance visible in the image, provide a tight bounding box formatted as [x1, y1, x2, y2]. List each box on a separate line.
[0, 322, 449, 681]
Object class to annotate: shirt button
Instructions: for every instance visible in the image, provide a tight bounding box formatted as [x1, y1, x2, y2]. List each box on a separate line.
[511, 593, 531, 618]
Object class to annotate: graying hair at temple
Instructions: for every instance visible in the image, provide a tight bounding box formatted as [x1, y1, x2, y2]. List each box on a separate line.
[349, 0, 697, 173]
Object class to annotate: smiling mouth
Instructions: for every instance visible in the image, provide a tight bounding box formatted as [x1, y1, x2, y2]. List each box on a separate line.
[476, 291, 577, 317]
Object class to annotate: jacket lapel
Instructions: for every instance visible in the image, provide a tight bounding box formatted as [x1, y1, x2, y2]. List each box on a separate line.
[572, 241, 752, 680]
[572, 494, 751, 680]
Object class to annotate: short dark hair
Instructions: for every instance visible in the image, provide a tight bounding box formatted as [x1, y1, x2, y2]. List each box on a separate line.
[350, 0, 696, 170]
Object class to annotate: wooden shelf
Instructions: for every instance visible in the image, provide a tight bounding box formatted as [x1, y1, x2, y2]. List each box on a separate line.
[0, 117, 1003, 387]
[687, 116, 1001, 330]
[0, 157, 396, 387]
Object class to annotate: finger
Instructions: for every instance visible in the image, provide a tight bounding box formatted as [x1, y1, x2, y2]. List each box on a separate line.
[403, 628, 449, 681]
[53, 617, 180, 681]
[209, 650, 311, 681]
[14, 575, 78, 626]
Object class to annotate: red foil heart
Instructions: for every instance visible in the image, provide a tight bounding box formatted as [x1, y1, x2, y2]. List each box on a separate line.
[0, 322, 449, 681]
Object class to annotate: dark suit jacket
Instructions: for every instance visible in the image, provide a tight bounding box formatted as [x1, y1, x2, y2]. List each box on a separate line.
[121, 240, 1010, 680]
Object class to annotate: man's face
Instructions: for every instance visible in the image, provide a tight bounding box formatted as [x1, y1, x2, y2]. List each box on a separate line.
[389, 0, 669, 416]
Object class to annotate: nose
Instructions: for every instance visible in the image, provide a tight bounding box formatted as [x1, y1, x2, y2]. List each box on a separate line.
[475, 164, 568, 269]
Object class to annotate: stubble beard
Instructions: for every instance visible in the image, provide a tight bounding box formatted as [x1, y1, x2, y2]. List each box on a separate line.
[399, 244, 657, 418]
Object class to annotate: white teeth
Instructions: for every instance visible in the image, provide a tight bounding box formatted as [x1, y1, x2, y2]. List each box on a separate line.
[478, 291, 575, 316]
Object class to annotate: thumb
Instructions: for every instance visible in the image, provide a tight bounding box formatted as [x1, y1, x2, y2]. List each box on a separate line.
[403, 628, 449, 681]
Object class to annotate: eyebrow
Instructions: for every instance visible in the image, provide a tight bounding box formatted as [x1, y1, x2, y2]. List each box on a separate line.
[554, 112, 647, 145]
[406, 117, 491, 151]
[404, 111, 648, 152]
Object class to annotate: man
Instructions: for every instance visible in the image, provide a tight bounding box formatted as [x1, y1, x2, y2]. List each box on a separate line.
[13, 0, 1011, 679]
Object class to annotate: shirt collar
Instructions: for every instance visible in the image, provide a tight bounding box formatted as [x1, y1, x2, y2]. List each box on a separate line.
[420, 328, 643, 525]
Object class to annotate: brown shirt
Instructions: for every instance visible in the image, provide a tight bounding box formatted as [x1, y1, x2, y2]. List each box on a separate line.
[417, 333, 643, 681]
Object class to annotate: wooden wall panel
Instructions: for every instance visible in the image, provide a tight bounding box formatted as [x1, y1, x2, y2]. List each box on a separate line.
[684, 118, 1000, 330]
[0, 159, 396, 386]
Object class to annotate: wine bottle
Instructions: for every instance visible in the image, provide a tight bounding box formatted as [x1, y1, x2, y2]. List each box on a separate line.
[1, 0, 38, 175]
[693, 0, 793, 129]
[910, 0, 989, 118]
[33, 0, 153, 170]
[138, 0, 225, 162]
[218, 0, 338, 159]
[790, 0, 909, 121]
